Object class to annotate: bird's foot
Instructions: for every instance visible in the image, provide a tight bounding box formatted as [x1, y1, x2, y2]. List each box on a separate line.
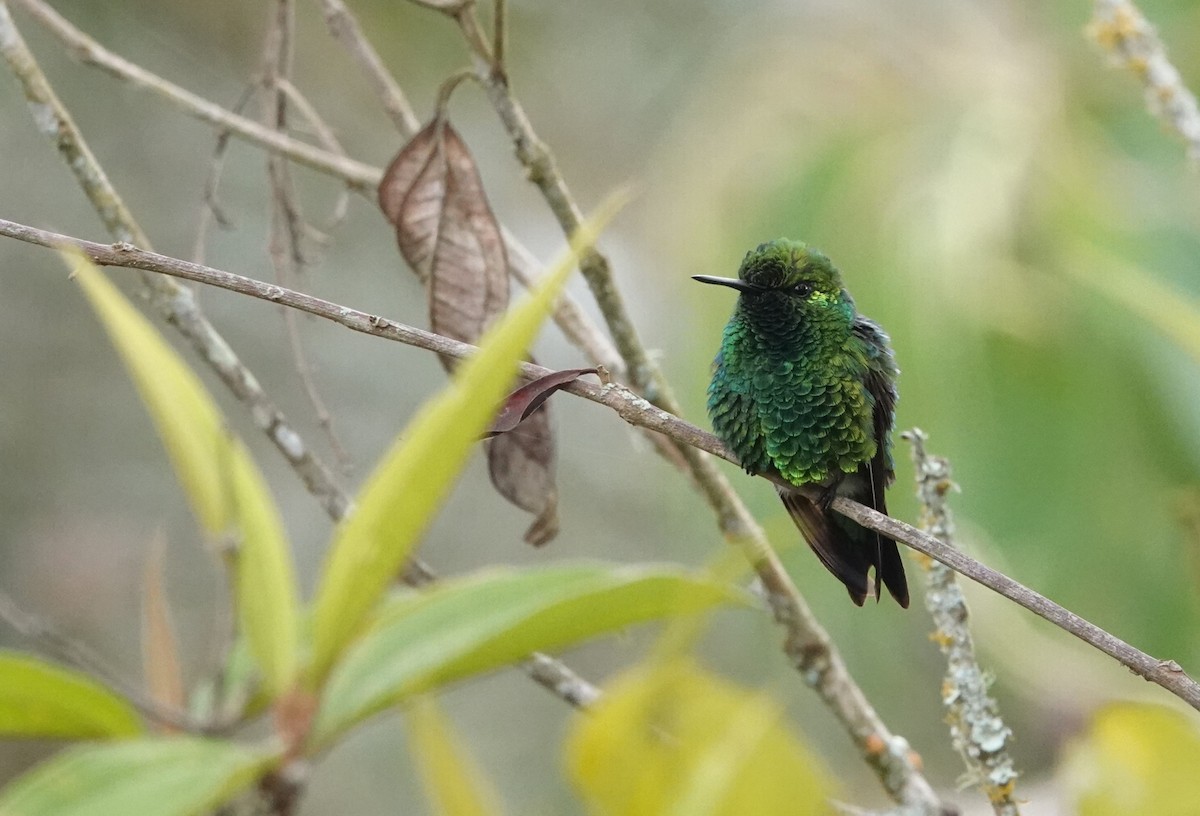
[816, 478, 842, 511]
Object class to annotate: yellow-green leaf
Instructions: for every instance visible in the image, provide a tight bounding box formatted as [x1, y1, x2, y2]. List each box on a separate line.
[307, 202, 622, 686]
[0, 738, 275, 816]
[312, 563, 747, 745]
[405, 697, 502, 816]
[226, 439, 298, 697]
[1063, 702, 1200, 816]
[70, 257, 299, 698]
[0, 651, 143, 740]
[567, 660, 834, 816]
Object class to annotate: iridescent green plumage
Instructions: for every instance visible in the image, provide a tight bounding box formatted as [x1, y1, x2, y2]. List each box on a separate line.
[695, 240, 908, 607]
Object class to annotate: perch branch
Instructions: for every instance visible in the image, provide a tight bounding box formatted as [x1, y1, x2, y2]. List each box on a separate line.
[6, 218, 1196, 721]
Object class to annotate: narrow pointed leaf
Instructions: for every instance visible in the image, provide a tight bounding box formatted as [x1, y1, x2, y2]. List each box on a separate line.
[0, 651, 143, 740]
[566, 661, 834, 816]
[0, 738, 275, 816]
[308, 205, 616, 686]
[226, 444, 299, 697]
[70, 257, 299, 698]
[141, 536, 185, 720]
[379, 119, 509, 349]
[405, 697, 502, 816]
[484, 368, 597, 437]
[312, 563, 748, 744]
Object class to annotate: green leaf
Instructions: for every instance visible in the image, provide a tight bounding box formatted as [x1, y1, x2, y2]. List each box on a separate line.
[307, 201, 622, 686]
[566, 660, 835, 816]
[405, 697, 502, 816]
[225, 441, 299, 698]
[0, 738, 274, 816]
[0, 651, 143, 740]
[1063, 702, 1200, 816]
[312, 563, 747, 744]
[70, 257, 299, 698]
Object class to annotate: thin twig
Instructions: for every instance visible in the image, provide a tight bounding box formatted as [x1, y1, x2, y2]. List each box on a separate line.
[260, 0, 353, 474]
[1088, 0, 1200, 160]
[315, 0, 420, 135]
[6, 218, 1197, 721]
[904, 430, 1019, 816]
[0, 11, 596, 715]
[275, 77, 352, 232]
[192, 86, 255, 265]
[491, 0, 506, 77]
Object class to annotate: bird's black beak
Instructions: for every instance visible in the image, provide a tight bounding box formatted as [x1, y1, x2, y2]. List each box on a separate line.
[692, 275, 759, 293]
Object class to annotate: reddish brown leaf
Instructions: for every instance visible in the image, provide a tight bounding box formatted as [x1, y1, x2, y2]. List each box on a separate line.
[487, 404, 559, 547]
[485, 368, 598, 438]
[378, 119, 509, 352]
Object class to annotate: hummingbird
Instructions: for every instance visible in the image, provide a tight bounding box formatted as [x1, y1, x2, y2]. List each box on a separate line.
[694, 239, 908, 607]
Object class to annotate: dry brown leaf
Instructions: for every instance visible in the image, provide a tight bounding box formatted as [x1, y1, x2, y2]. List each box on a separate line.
[379, 119, 509, 352]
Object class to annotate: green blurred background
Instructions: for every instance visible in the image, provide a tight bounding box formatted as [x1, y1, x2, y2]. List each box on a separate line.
[2, 0, 1199, 813]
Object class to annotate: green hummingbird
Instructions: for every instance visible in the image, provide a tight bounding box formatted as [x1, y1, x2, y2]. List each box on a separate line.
[694, 239, 908, 607]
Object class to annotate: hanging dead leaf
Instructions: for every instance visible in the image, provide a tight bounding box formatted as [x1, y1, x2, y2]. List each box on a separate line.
[485, 368, 598, 438]
[487, 403, 559, 547]
[378, 119, 509, 355]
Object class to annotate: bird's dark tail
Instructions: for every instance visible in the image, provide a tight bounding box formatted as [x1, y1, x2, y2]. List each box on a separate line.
[777, 487, 909, 608]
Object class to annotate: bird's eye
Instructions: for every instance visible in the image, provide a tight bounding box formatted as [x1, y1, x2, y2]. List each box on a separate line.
[790, 282, 813, 298]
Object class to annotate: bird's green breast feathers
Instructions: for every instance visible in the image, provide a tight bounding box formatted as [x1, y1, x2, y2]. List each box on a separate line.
[707, 315, 879, 485]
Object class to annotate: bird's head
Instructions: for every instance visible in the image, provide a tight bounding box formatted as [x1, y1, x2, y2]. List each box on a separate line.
[693, 239, 853, 330]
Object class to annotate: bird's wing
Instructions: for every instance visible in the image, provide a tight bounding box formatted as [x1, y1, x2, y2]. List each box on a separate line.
[853, 317, 909, 607]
